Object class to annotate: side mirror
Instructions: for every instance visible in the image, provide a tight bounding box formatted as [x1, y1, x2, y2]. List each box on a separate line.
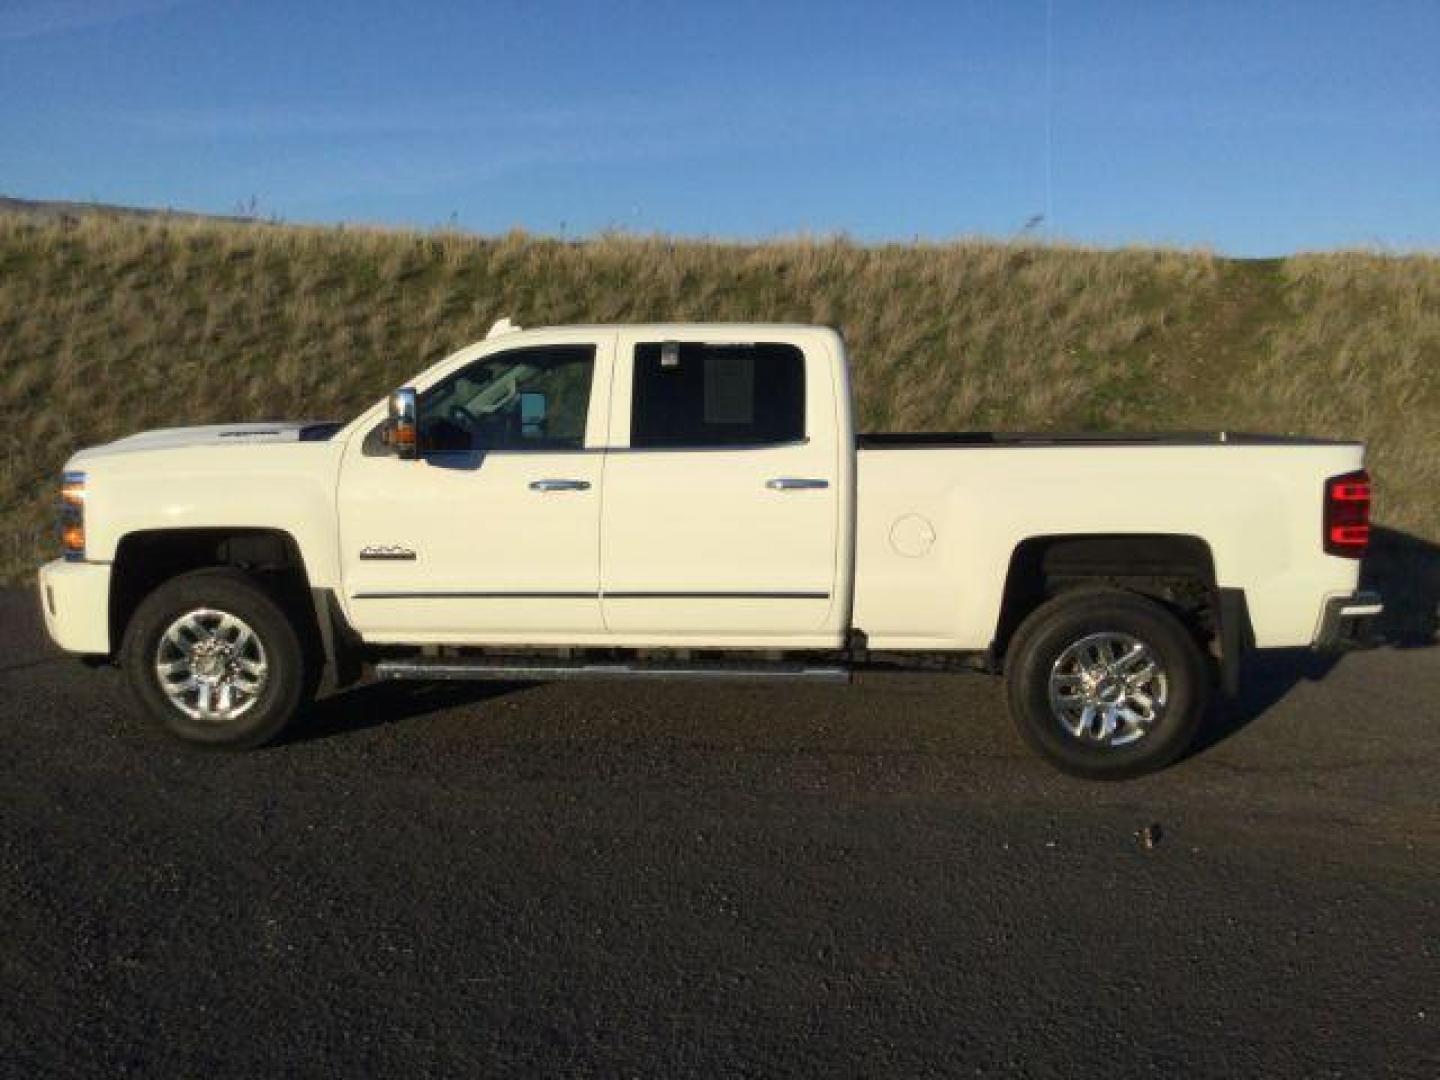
[382, 387, 419, 459]
[519, 391, 548, 439]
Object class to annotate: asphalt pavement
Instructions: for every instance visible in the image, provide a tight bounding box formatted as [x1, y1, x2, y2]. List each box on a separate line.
[2, 588, 1436, 1077]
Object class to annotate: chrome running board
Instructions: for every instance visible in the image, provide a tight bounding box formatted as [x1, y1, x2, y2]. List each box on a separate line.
[373, 657, 851, 684]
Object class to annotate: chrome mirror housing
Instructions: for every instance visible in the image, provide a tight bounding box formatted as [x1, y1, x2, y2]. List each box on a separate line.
[385, 387, 419, 459]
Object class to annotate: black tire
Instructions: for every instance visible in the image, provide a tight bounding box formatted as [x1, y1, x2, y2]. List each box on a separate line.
[120, 568, 310, 749]
[1004, 587, 1209, 780]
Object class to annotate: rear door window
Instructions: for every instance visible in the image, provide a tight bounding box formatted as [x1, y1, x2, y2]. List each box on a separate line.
[630, 342, 805, 449]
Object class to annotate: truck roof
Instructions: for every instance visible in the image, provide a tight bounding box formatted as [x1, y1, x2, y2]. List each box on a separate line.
[485, 317, 834, 341]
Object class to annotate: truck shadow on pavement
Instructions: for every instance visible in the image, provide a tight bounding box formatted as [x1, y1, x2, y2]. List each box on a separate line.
[1362, 525, 1440, 648]
[288, 526, 1440, 753]
[286, 678, 534, 744]
[1191, 524, 1438, 757]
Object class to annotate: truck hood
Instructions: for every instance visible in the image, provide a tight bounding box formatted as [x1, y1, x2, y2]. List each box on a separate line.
[69, 421, 341, 464]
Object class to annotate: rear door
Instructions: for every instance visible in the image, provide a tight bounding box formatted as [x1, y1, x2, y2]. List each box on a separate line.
[599, 330, 846, 644]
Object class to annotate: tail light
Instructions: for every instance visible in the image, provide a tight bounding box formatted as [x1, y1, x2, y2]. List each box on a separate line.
[1324, 469, 1370, 558]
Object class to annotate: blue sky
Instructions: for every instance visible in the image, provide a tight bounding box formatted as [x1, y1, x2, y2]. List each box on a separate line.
[2, 0, 1437, 255]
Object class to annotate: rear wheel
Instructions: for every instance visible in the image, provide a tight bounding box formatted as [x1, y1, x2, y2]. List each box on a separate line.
[121, 568, 310, 748]
[1004, 588, 1209, 779]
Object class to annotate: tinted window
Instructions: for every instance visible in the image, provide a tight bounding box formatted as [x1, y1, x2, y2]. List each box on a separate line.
[630, 342, 805, 449]
[419, 345, 595, 454]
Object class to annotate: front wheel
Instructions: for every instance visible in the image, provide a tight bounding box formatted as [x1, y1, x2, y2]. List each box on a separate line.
[1004, 588, 1209, 780]
[121, 568, 311, 748]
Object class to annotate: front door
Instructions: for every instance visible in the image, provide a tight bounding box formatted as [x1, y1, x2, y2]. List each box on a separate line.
[338, 333, 612, 643]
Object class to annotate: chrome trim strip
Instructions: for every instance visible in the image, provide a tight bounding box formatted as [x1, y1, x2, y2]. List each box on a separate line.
[604, 591, 830, 600]
[351, 590, 831, 601]
[352, 591, 596, 600]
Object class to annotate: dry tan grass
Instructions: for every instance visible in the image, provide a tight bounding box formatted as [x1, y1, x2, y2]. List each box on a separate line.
[1243, 254, 1440, 537]
[0, 212, 1435, 581]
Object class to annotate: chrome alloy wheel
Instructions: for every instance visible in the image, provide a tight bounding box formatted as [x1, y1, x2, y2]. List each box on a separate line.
[154, 608, 269, 721]
[1047, 632, 1168, 747]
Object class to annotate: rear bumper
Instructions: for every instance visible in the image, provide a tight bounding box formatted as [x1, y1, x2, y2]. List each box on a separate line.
[37, 558, 112, 655]
[1313, 591, 1383, 652]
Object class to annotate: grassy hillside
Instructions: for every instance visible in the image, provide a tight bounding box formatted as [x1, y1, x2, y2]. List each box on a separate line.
[1, 212, 1437, 587]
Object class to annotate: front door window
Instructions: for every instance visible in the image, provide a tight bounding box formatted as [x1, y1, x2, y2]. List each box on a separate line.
[419, 345, 595, 454]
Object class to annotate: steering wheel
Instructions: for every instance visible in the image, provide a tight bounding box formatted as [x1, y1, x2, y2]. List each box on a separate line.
[448, 404, 479, 432]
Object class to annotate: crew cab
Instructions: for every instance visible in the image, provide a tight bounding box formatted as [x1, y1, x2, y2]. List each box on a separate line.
[38, 320, 1382, 778]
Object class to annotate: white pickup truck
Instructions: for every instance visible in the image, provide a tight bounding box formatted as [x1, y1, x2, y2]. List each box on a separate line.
[39, 320, 1381, 778]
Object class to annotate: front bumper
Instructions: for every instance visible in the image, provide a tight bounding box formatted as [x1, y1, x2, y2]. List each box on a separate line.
[37, 558, 112, 655]
[1313, 591, 1383, 652]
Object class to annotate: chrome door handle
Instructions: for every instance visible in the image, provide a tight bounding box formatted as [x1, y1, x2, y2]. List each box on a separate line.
[765, 477, 829, 491]
[529, 478, 591, 492]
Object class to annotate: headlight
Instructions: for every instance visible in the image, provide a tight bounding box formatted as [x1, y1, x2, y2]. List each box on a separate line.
[60, 471, 85, 561]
